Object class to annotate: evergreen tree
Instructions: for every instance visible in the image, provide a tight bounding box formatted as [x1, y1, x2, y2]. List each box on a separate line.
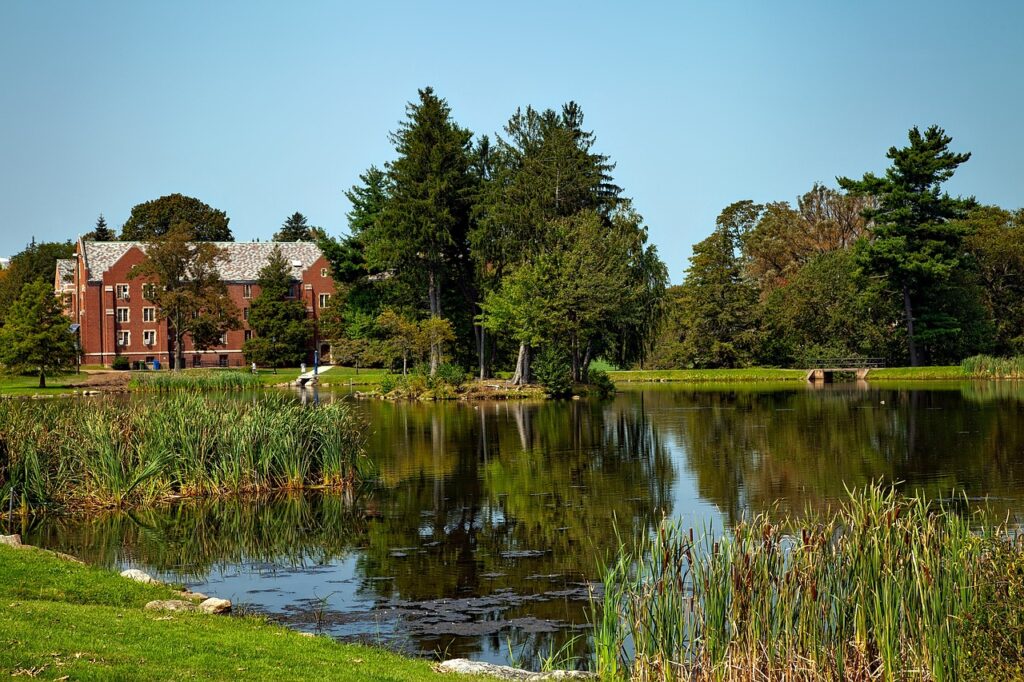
[243, 246, 313, 368]
[363, 87, 476, 375]
[84, 214, 116, 241]
[674, 202, 761, 368]
[121, 193, 233, 241]
[129, 224, 240, 370]
[273, 212, 314, 242]
[0, 279, 78, 387]
[838, 126, 975, 366]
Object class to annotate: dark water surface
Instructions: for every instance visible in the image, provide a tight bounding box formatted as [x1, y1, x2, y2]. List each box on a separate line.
[23, 382, 1024, 668]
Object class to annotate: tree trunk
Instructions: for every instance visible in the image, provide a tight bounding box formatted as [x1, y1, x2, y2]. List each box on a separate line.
[902, 285, 919, 367]
[427, 269, 441, 376]
[477, 324, 486, 381]
[402, 353, 408, 376]
[510, 343, 530, 385]
[38, 368, 45, 389]
[581, 340, 593, 381]
[571, 335, 580, 383]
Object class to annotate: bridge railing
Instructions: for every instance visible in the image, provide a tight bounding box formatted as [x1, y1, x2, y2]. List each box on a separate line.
[808, 358, 886, 369]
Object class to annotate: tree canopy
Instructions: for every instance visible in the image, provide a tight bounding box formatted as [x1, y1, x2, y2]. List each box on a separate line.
[273, 212, 315, 242]
[121, 193, 233, 241]
[0, 239, 75, 327]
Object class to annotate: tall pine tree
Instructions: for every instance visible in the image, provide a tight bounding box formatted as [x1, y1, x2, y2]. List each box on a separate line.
[838, 126, 974, 366]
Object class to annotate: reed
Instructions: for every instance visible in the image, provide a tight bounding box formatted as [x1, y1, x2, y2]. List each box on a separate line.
[592, 484, 1024, 681]
[0, 394, 367, 510]
[961, 354, 1024, 379]
[128, 370, 262, 391]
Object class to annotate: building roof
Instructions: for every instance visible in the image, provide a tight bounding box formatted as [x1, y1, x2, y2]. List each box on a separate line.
[56, 259, 76, 289]
[80, 240, 325, 283]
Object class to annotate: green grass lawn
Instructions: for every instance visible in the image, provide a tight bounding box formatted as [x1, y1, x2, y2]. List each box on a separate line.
[0, 544, 486, 681]
[608, 368, 809, 382]
[0, 374, 87, 396]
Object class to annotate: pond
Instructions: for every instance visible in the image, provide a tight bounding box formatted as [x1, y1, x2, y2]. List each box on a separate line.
[20, 382, 1024, 669]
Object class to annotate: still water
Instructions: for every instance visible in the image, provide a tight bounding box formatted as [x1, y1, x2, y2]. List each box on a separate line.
[24, 382, 1024, 668]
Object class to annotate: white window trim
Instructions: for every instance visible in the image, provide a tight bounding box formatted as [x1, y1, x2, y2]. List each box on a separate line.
[318, 293, 331, 308]
[116, 307, 130, 323]
[117, 331, 131, 347]
[243, 284, 253, 299]
[320, 267, 328, 277]
[143, 329, 157, 346]
[115, 283, 130, 300]
[143, 307, 156, 322]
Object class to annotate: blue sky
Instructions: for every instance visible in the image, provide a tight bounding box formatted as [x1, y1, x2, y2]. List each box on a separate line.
[2, 1, 1021, 282]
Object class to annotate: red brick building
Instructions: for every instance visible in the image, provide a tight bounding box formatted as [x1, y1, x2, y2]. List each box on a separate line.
[57, 239, 336, 368]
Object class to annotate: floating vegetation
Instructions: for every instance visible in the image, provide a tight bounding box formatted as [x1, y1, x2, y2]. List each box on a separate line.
[0, 393, 367, 510]
[592, 484, 1024, 681]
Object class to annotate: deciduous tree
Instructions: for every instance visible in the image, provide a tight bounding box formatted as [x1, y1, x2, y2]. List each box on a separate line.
[0, 239, 75, 326]
[121, 193, 232, 241]
[129, 224, 240, 370]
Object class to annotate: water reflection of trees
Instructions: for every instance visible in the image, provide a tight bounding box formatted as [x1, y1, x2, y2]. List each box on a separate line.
[356, 398, 675, 664]
[637, 385, 1024, 524]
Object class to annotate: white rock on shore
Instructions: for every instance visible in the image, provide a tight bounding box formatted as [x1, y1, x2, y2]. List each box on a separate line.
[0, 534, 24, 548]
[144, 599, 198, 612]
[199, 597, 232, 614]
[120, 568, 158, 584]
[436, 659, 595, 680]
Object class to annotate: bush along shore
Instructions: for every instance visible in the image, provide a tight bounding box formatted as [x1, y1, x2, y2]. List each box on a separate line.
[592, 485, 1024, 681]
[0, 393, 368, 511]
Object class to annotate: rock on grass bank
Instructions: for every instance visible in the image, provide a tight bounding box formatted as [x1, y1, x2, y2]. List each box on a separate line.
[0, 541, 493, 681]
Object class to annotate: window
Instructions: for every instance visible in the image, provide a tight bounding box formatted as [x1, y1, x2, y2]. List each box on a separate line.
[243, 307, 249, 321]
[117, 331, 130, 347]
[219, 333, 228, 346]
[244, 330, 252, 342]
[243, 284, 253, 299]
[192, 355, 202, 368]
[143, 307, 156, 322]
[218, 355, 228, 367]
[318, 293, 331, 308]
[115, 284, 129, 300]
[142, 283, 156, 300]
[320, 267, 328, 278]
[143, 330, 156, 346]
[288, 283, 299, 298]
[116, 307, 130, 323]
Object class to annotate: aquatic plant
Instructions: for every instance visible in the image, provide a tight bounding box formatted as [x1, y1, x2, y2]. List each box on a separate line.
[961, 354, 1024, 379]
[0, 393, 367, 510]
[592, 484, 1024, 681]
[128, 369, 262, 391]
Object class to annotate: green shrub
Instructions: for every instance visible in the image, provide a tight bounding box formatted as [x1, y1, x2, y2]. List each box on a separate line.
[111, 356, 130, 371]
[586, 368, 616, 398]
[435, 362, 467, 389]
[534, 347, 573, 397]
[377, 372, 397, 394]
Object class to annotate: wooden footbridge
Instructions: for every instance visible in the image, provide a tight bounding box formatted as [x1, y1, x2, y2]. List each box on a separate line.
[295, 365, 333, 387]
[805, 358, 885, 382]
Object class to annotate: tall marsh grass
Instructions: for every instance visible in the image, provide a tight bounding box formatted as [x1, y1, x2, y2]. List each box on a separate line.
[593, 485, 1024, 681]
[961, 354, 1024, 379]
[0, 394, 367, 510]
[128, 370, 262, 391]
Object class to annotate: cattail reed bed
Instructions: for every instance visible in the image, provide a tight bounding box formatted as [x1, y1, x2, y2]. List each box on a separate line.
[128, 369, 263, 391]
[961, 354, 1024, 379]
[0, 393, 367, 510]
[593, 485, 1024, 681]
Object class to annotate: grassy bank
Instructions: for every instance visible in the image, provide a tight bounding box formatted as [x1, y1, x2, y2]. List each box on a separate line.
[0, 393, 367, 510]
[0, 374, 91, 396]
[129, 369, 263, 391]
[0, 543, 480, 681]
[593, 485, 1024, 681]
[608, 368, 809, 383]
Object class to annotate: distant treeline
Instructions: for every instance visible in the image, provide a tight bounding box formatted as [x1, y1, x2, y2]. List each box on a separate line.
[650, 126, 1023, 369]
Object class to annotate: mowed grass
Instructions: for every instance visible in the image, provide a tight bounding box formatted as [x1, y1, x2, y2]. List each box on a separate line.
[608, 368, 809, 383]
[0, 374, 86, 396]
[0, 545, 482, 681]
